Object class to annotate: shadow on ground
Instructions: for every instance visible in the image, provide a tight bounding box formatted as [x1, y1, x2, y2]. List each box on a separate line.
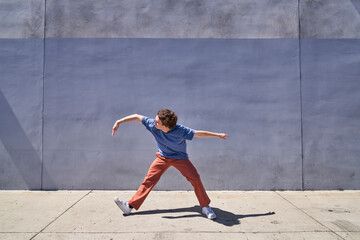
[127, 206, 275, 227]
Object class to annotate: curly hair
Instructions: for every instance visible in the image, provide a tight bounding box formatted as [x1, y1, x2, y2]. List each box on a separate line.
[157, 109, 178, 129]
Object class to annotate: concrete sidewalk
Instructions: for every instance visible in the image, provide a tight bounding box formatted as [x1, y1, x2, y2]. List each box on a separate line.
[0, 191, 359, 240]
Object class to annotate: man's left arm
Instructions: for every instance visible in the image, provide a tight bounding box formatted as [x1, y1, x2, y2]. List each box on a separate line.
[194, 130, 229, 140]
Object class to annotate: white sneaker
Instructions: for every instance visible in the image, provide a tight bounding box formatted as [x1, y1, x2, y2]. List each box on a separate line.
[114, 197, 132, 215]
[202, 206, 216, 219]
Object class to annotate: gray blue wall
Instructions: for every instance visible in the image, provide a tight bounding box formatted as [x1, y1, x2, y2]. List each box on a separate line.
[1, 0, 359, 190]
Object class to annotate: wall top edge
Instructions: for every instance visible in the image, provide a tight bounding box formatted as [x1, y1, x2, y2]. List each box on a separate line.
[2, 0, 360, 39]
[1, 37, 360, 40]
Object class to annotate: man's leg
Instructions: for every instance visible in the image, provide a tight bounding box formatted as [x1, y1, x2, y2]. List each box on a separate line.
[172, 158, 211, 207]
[128, 155, 170, 210]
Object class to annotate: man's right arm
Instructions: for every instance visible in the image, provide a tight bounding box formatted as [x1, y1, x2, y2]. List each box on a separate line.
[112, 114, 144, 136]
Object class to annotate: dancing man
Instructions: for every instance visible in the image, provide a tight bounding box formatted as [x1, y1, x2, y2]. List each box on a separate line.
[112, 109, 229, 219]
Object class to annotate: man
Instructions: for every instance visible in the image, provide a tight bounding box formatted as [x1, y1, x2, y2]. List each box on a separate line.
[112, 109, 229, 219]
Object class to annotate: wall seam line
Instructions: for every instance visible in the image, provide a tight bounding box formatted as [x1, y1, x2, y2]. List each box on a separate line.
[41, 0, 47, 190]
[298, 0, 305, 191]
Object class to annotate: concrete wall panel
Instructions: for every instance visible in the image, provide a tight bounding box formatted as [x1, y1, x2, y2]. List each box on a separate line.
[0, 0, 44, 39]
[46, 0, 298, 38]
[0, 39, 43, 189]
[300, 0, 360, 38]
[43, 38, 301, 190]
[301, 39, 360, 189]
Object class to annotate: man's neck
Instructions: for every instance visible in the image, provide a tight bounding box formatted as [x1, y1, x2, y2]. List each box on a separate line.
[162, 128, 171, 133]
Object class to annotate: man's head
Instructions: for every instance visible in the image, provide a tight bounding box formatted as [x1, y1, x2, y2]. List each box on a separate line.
[155, 109, 177, 132]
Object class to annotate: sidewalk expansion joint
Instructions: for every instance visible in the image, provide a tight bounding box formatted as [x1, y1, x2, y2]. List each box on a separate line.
[29, 190, 93, 240]
[275, 191, 346, 240]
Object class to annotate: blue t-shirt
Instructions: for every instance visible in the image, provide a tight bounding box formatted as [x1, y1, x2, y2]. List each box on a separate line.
[142, 116, 195, 159]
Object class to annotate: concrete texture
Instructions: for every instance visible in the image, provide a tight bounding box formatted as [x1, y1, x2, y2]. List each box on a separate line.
[42, 38, 301, 190]
[279, 191, 360, 233]
[0, 39, 44, 189]
[300, 0, 360, 38]
[0, 191, 359, 240]
[0, 191, 89, 233]
[46, 0, 298, 38]
[301, 39, 360, 189]
[0, 0, 44, 39]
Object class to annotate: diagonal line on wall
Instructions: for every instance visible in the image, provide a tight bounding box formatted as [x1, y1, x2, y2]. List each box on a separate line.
[0, 89, 41, 189]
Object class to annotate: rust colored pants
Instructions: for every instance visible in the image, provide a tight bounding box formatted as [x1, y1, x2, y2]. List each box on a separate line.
[128, 153, 211, 210]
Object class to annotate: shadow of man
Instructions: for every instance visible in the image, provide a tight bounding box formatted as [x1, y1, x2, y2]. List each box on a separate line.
[127, 206, 275, 227]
